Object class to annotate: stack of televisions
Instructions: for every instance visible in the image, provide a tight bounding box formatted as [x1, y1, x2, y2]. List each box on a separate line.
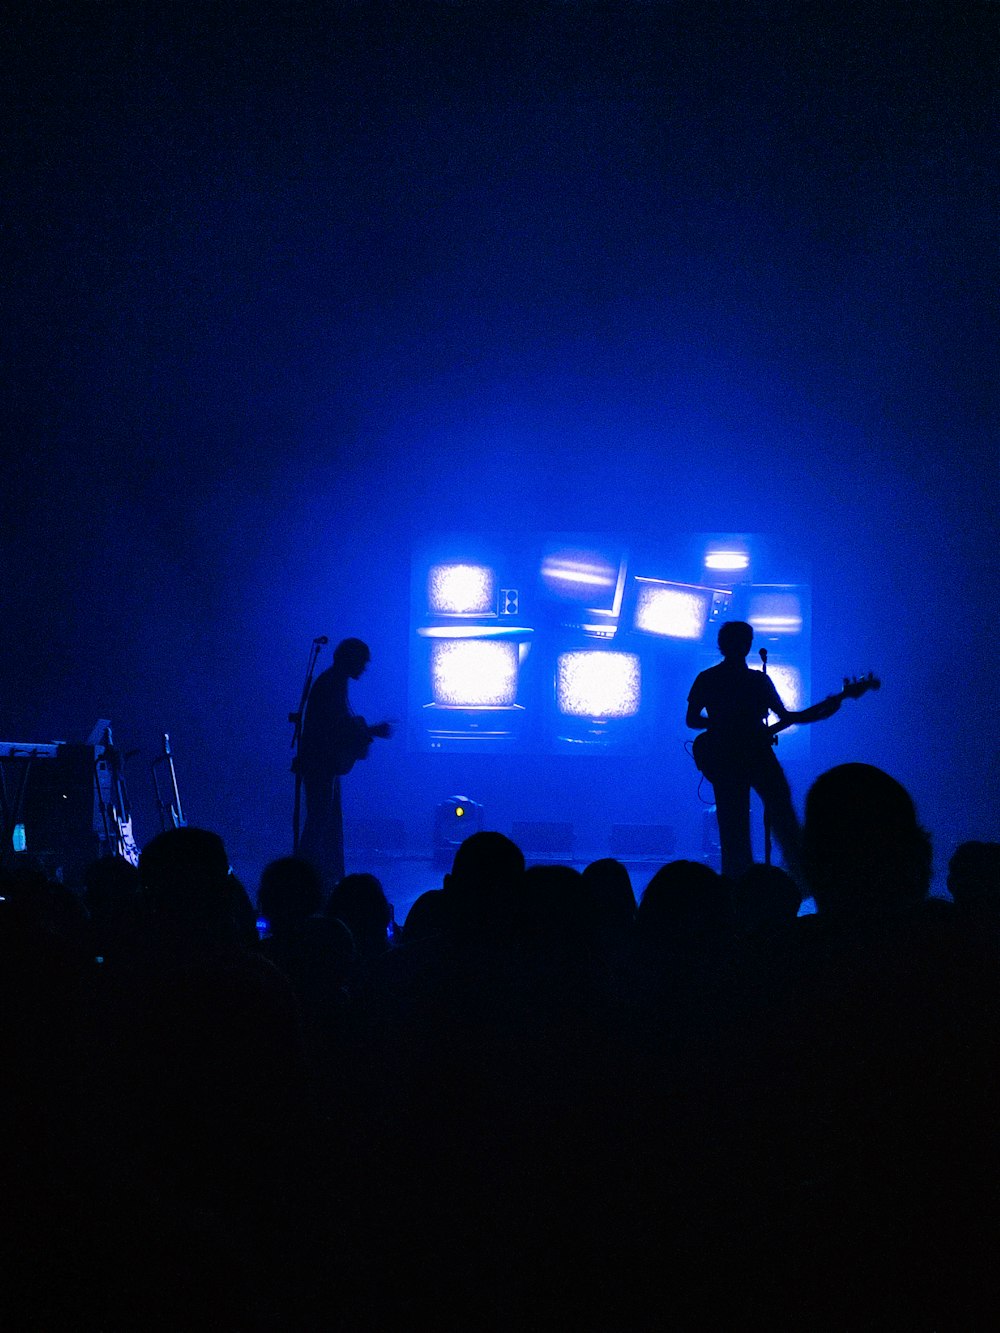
[412, 538, 809, 757]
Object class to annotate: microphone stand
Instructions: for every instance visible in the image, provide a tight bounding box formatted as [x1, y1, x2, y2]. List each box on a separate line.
[760, 647, 772, 866]
[290, 637, 327, 855]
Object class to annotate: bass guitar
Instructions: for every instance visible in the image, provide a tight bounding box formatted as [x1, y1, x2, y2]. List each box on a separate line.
[692, 672, 881, 785]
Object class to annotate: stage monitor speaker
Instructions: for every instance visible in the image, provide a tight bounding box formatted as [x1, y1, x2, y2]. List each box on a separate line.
[511, 820, 575, 860]
[609, 823, 676, 860]
[345, 817, 407, 855]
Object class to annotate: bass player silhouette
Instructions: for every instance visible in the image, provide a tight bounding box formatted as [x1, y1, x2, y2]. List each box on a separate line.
[687, 621, 872, 881]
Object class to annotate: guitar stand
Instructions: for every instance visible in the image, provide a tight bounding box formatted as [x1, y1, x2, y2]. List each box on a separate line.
[151, 733, 187, 831]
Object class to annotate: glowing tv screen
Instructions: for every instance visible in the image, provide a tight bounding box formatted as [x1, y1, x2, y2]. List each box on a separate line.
[634, 581, 710, 640]
[556, 651, 641, 719]
[430, 639, 519, 708]
[427, 563, 497, 616]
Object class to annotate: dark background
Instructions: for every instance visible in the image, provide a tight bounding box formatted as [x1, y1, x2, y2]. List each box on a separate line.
[4, 1, 997, 886]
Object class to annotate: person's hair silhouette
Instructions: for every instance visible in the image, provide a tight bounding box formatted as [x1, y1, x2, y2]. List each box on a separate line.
[803, 763, 931, 916]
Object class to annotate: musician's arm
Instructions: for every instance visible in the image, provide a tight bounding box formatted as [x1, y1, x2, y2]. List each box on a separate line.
[686, 681, 709, 730]
[686, 703, 709, 730]
[770, 695, 841, 725]
[796, 696, 842, 723]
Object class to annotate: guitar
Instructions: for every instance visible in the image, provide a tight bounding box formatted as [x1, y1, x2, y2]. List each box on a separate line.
[331, 716, 394, 776]
[692, 673, 881, 785]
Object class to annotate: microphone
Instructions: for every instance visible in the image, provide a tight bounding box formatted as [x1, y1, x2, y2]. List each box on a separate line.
[314, 636, 329, 644]
[758, 647, 768, 665]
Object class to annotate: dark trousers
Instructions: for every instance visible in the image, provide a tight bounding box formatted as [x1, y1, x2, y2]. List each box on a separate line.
[711, 747, 802, 882]
[299, 773, 344, 891]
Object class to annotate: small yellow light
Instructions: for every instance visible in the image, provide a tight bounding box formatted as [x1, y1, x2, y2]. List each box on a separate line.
[455, 806, 465, 818]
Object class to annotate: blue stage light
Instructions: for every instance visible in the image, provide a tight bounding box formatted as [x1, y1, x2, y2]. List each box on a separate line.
[704, 547, 750, 572]
[556, 650, 640, 719]
[433, 795, 484, 866]
[431, 639, 519, 707]
[428, 563, 496, 615]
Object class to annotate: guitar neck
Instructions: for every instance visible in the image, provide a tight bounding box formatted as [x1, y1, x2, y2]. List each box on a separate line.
[767, 674, 879, 739]
[768, 690, 848, 739]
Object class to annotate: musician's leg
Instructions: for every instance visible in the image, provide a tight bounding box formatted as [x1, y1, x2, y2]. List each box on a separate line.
[299, 774, 331, 870]
[300, 774, 344, 892]
[752, 752, 803, 883]
[713, 775, 753, 880]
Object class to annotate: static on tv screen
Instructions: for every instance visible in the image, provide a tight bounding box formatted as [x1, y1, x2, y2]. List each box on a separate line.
[408, 534, 810, 756]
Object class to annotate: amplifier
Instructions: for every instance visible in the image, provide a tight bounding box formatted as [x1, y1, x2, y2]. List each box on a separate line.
[511, 820, 575, 860]
[609, 823, 676, 860]
[1, 736, 134, 882]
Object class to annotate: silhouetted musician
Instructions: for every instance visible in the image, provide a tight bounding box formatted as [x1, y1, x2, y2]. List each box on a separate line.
[686, 621, 839, 881]
[295, 638, 392, 889]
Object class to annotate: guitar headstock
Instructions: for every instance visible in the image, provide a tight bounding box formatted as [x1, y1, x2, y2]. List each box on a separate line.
[842, 672, 881, 700]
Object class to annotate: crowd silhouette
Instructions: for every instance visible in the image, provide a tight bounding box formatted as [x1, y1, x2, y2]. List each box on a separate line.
[1, 764, 998, 1329]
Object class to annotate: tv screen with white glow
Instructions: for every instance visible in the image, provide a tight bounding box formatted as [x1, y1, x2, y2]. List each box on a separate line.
[556, 651, 641, 719]
[634, 582, 709, 640]
[427, 563, 497, 616]
[430, 639, 519, 707]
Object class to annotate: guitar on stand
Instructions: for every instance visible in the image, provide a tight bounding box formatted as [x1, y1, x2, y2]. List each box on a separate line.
[151, 733, 187, 832]
[93, 724, 140, 866]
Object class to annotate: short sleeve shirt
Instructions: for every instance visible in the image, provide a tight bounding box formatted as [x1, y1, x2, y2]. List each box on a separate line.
[688, 662, 784, 746]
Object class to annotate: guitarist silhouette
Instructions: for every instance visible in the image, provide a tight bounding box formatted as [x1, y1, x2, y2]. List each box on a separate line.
[686, 621, 843, 881]
[295, 638, 393, 889]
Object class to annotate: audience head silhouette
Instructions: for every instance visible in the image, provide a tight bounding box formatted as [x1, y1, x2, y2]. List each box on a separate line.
[326, 872, 392, 959]
[637, 859, 732, 949]
[948, 840, 1000, 911]
[582, 857, 635, 946]
[257, 856, 324, 935]
[139, 826, 233, 936]
[402, 887, 452, 941]
[444, 831, 525, 936]
[803, 763, 932, 917]
[733, 864, 801, 933]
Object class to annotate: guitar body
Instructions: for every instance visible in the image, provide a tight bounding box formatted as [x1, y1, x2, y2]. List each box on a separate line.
[692, 730, 726, 785]
[331, 716, 373, 777]
[692, 730, 770, 785]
